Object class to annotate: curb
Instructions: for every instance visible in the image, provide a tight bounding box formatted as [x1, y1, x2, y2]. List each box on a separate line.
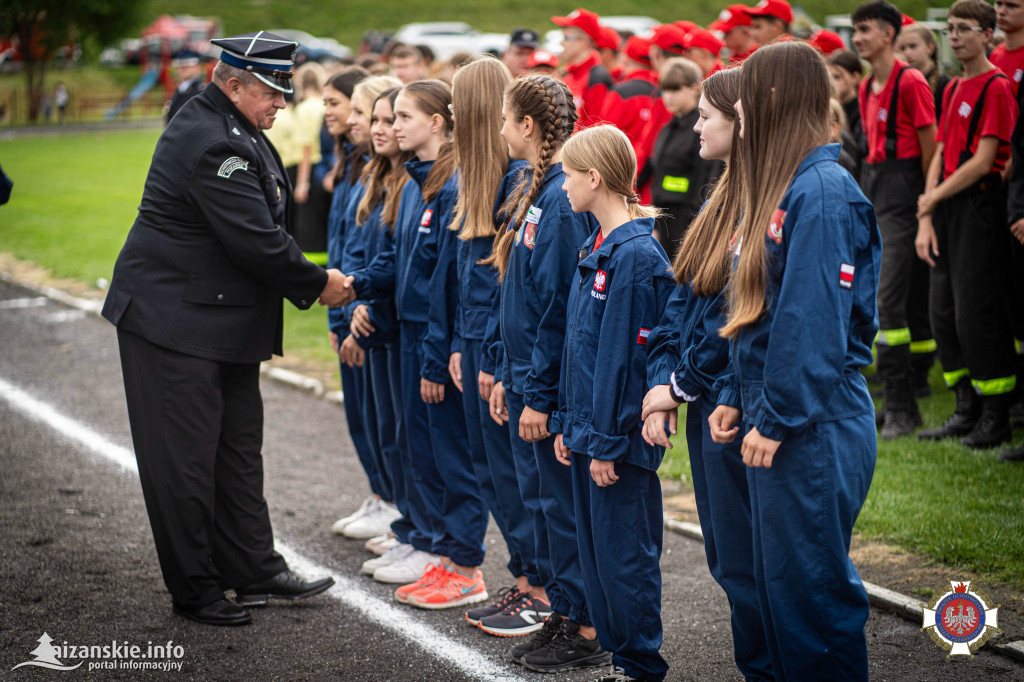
[0, 272, 345, 405]
[663, 516, 1024, 661]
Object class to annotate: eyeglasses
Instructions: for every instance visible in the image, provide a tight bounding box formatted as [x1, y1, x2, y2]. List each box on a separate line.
[561, 34, 584, 42]
[943, 24, 987, 36]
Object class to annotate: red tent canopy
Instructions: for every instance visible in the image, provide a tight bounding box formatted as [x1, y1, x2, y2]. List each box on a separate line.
[141, 15, 189, 41]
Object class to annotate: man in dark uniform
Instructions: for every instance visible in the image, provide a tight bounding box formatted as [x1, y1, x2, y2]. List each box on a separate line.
[165, 50, 206, 125]
[102, 32, 348, 626]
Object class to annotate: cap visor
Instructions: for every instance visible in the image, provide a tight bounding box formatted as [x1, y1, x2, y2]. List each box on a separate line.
[254, 71, 293, 94]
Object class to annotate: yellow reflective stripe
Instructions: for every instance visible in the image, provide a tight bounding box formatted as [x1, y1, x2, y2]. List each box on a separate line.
[972, 376, 1017, 395]
[661, 175, 690, 193]
[943, 368, 969, 387]
[909, 339, 937, 354]
[304, 251, 329, 266]
[876, 328, 912, 346]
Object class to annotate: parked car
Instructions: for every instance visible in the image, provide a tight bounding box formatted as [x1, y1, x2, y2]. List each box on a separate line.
[271, 29, 352, 64]
[392, 22, 509, 60]
[543, 15, 661, 56]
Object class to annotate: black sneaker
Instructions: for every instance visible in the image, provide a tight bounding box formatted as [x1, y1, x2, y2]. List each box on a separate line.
[521, 619, 612, 673]
[594, 666, 639, 682]
[465, 586, 521, 626]
[479, 593, 552, 636]
[509, 612, 562, 663]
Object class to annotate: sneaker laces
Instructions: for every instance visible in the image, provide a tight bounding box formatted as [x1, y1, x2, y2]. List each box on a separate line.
[501, 591, 535, 616]
[489, 586, 522, 610]
[529, 613, 562, 647]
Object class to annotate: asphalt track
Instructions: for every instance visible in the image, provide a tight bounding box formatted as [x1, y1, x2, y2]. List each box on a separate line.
[1, 278, 1022, 681]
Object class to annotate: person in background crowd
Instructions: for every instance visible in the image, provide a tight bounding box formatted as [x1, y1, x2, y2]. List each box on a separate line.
[640, 58, 724, 260]
[709, 41, 880, 681]
[709, 5, 758, 64]
[916, 0, 1019, 450]
[992, 0, 1024, 96]
[293, 62, 331, 265]
[165, 50, 205, 125]
[603, 35, 660, 174]
[597, 25, 624, 81]
[809, 29, 847, 55]
[898, 23, 952, 121]
[684, 28, 725, 77]
[504, 28, 541, 77]
[830, 97, 860, 175]
[55, 82, 70, 125]
[744, 0, 793, 45]
[853, 0, 937, 440]
[551, 7, 614, 129]
[526, 50, 561, 74]
[828, 50, 866, 173]
[390, 45, 428, 84]
[638, 23, 690, 201]
[553, 124, 674, 682]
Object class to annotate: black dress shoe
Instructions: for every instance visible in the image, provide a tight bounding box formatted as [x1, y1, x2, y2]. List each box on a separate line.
[235, 570, 335, 607]
[173, 598, 251, 626]
[999, 445, 1024, 462]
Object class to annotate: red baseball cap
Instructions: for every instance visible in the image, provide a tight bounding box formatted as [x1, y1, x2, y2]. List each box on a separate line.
[709, 5, 753, 34]
[808, 29, 845, 55]
[674, 21, 701, 37]
[744, 0, 794, 25]
[624, 35, 652, 65]
[596, 24, 621, 50]
[902, 13, 916, 25]
[527, 49, 560, 70]
[648, 24, 689, 54]
[551, 8, 603, 44]
[684, 29, 724, 56]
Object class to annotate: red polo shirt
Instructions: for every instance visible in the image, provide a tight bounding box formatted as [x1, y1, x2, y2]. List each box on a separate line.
[938, 69, 1017, 178]
[563, 51, 614, 129]
[859, 59, 936, 163]
[990, 42, 1024, 96]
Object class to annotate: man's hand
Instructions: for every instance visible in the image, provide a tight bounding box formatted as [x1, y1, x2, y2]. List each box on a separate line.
[489, 381, 509, 425]
[319, 269, 356, 308]
[350, 304, 376, 338]
[339, 334, 364, 368]
[741, 427, 781, 468]
[421, 378, 445, 404]
[642, 410, 676, 448]
[709, 405, 741, 443]
[449, 352, 463, 392]
[590, 459, 619, 487]
[478, 371, 495, 402]
[554, 433, 571, 466]
[519, 406, 550, 442]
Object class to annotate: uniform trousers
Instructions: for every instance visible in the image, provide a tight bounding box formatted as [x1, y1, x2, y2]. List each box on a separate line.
[117, 328, 286, 609]
[505, 388, 590, 625]
[377, 342, 418, 546]
[339, 357, 391, 500]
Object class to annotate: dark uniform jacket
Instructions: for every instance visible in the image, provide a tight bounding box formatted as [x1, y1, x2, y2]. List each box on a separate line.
[166, 77, 206, 125]
[102, 84, 328, 364]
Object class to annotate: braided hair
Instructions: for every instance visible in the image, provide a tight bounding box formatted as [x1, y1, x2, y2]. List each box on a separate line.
[486, 74, 577, 280]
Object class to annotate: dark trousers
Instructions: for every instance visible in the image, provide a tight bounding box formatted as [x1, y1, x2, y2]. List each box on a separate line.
[116, 329, 286, 609]
[931, 179, 1017, 393]
[572, 455, 667, 682]
[364, 346, 398, 502]
[339, 357, 390, 499]
[861, 159, 924, 386]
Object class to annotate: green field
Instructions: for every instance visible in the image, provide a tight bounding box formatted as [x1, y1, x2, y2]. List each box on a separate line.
[2, 127, 1022, 590]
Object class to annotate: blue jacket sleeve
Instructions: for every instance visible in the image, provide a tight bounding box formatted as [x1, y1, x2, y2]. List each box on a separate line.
[481, 285, 503, 377]
[646, 284, 687, 388]
[752, 178, 863, 441]
[421, 183, 460, 384]
[522, 204, 589, 414]
[673, 289, 730, 399]
[350, 234, 397, 301]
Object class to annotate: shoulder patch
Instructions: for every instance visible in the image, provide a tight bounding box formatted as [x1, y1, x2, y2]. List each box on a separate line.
[217, 156, 249, 178]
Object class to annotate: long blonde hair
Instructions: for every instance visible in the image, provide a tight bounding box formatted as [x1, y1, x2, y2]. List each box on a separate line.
[720, 41, 831, 339]
[560, 125, 662, 221]
[485, 75, 577, 280]
[673, 67, 743, 296]
[449, 56, 513, 240]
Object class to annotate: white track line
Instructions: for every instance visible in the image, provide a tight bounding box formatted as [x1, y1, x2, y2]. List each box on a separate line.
[0, 376, 527, 682]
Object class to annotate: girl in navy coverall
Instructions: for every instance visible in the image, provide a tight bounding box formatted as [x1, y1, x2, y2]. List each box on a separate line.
[707, 42, 881, 681]
[551, 125, 674, 682]
[484, 74, 607, 671]
[641, 66, 773, 682]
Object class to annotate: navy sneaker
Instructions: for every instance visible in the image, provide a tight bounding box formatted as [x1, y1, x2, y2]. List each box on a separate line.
[479, 593, 552, 636]
[465, 586, 522, 626]
[509, 612, 562, 664]
[521, 619, 612, 673]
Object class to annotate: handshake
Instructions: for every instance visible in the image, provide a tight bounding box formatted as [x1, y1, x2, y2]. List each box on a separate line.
[319, 269, 357, 308]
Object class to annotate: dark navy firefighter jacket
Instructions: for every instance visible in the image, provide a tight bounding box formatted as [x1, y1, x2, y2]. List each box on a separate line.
[550, 217, 676, 471]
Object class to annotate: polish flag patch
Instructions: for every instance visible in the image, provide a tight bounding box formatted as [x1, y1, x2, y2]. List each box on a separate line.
[420, 209, 433, 226]
[637, 328, 651, 345]
[839, 263, 855, 289]
[593, 269, 607, 292]
[767, 209, 785, 243]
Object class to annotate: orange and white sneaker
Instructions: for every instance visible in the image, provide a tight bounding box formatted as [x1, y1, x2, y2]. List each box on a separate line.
[408, 568, 489, 610]
[394, 561, 448, 604]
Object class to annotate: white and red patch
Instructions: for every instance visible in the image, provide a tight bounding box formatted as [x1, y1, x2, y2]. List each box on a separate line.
[593, 269, 607, 292]
[637, 328, 651, 345]
[523, 223, 537, 249]
[767, 208, 785, 243]
[420, 209, 433, 226]
[839, 263, 855, 289]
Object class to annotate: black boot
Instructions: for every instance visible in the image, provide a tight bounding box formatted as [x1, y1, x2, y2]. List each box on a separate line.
[880, 381, 922, 440]
[918, 379, 982, 441]
[999, 445, 1024, 462]
[961, 395, 1012, 449]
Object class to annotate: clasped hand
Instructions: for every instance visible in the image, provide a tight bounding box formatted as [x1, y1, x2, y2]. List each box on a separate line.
[318, 269, 357, 308]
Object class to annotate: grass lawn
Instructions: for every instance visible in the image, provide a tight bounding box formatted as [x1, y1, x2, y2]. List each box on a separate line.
[3, 126, 1023, 591]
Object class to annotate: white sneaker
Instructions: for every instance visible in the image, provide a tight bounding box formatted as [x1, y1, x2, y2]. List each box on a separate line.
[332, 496, 376, 535]
[373, 550, 439, 584]
[360, 542, 413, 575]
[343, 499, 400, 539]
[366, 532, 400, 556]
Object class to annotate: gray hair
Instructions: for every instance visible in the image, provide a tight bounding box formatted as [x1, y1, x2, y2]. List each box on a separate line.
[212, 61, 260, 87]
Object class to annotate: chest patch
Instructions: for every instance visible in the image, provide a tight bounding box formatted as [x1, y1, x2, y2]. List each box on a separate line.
[526, 205, 542, 224]
[419, 209, 433, 233]
[523, 223, 537, 249]
[768, 209, 786, 243]
[593, 269, 607, 292]
[958, 101, 972, 118]
[217, 156, 249, 178]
